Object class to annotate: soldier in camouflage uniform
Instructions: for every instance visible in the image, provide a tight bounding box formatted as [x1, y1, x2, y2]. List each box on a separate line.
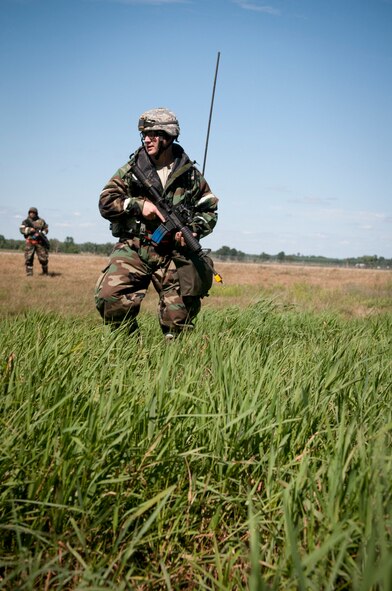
[95, 107, 219, 338]
[19, 207, 49, 276]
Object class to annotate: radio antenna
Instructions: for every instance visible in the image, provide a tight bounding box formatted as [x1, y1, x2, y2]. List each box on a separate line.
[202, 51, 221, 175]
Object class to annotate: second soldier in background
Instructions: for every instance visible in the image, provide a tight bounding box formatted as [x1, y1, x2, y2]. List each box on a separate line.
[19, 207, 50, 276]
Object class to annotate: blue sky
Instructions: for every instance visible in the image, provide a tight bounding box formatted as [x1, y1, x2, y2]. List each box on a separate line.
[1, 0, 391, 258]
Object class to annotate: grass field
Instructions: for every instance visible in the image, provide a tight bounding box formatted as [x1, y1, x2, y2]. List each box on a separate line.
[1, 252, 391, 589]
[1, 252, 391, 318]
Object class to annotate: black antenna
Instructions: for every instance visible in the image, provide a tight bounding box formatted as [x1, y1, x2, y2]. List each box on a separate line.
[202, 51, 221, 175]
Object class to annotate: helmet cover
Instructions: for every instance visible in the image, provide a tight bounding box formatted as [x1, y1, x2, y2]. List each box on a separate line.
[138, 108, 180, 138]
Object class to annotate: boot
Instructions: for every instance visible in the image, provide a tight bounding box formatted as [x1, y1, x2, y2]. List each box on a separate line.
[41, 265, 49, 275]
[26, 266, 33, 276]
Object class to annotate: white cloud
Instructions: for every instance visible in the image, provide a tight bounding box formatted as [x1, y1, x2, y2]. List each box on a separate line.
[84, 0, 189, 5]
[233, 0, 281, 15]
[310, 232, 328, 240]
[287, 206, 390, 226]
[288, 195, 337, 205]
[353, 211, 390, 224]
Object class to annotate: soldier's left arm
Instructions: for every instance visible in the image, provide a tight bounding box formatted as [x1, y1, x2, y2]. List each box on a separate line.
[190, 175, 219, 239]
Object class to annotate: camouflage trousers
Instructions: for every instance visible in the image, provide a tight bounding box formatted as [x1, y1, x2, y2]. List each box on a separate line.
[95, 239, 201, 334]
[24, 243, 49, 273]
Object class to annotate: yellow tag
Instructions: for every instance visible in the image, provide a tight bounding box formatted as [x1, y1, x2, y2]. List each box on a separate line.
[214, 273, 223, 284]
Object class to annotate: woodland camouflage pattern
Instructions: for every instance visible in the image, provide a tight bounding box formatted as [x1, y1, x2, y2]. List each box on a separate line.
[95, 144, 218, 334]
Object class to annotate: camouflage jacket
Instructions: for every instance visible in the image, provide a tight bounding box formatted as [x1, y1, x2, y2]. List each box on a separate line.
[99, 145, 218, 243]
[19, 217, 49, 243]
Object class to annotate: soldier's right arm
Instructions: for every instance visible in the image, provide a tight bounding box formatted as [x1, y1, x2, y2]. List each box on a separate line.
[98, 165, 144, 222]
[20, 219, 35, 237]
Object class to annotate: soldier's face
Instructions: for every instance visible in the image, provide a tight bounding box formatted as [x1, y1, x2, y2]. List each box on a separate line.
[29, 212, 37, 220]
[142, 132, 170, 157]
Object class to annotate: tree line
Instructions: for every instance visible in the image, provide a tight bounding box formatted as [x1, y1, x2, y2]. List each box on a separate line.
[0, 235, 390, 268]
[0, 235, 114, 256]
[212, 246, 392, 269]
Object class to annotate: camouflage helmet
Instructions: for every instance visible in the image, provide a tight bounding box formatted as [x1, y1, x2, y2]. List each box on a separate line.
[138, 108, 180, 138]
[29, 207, 38, 215]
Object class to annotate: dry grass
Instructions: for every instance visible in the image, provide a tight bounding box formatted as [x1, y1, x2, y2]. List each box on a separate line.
[1, 251, 103, 319]
[1, 251, 391, 318]
[208, 261, 392, 316]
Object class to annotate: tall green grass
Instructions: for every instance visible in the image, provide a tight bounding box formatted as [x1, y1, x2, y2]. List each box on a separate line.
[1, 302, 391, 589]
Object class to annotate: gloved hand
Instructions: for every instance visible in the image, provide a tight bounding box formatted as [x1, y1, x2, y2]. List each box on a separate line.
[25, 227, 35, 235]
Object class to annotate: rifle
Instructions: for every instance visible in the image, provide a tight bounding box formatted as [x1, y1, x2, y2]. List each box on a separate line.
[24, 219, 50, 250]
[130, 164, 222, 285]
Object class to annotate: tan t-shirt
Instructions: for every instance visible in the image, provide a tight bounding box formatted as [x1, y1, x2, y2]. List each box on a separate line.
[156, 163, 172, 188]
